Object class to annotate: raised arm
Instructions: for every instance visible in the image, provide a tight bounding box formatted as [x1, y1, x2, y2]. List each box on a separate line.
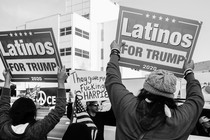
[57, 66, 68, 96]
[105, 41, 136, 119]
[0, 69, 11, 127]
[3, 69, 11, 89]
[184, 60, 204, 102]
[30, 66, 69, 138]
[175, 60, 204, 135]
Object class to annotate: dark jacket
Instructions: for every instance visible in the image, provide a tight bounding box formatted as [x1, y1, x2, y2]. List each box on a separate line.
[0, 88, 66, 140]
[66, 102, 116, 140]
[62, 123, 92, 140]
[105, 55, 204, 140]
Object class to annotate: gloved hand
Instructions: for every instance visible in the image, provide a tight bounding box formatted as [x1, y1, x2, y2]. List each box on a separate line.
[110, 40, 125, 52]
[183, 60, 194, 77]
[184, 60, 194, 71]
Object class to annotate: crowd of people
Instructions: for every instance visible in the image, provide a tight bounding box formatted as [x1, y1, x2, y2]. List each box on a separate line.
[0, 40, 209, 140]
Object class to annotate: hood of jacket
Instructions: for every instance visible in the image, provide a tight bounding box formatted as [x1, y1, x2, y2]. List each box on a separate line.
[11, 123, 29, 134]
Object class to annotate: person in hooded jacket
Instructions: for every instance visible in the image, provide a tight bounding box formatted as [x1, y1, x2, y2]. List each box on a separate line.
[105, 40, 204, 140]
[0, 66, 68, 140]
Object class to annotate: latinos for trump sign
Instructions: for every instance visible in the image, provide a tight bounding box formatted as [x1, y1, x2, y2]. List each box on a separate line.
[116, 6, 202, 77]
[0, 28, 62, 82]
[69, 70, 108, 102]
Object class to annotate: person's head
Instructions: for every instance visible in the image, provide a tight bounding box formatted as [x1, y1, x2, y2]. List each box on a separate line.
[62, 123, 91, 140]
[143, 69, 177, 99]
[86, 101, 99, 113]
[9, 97, 37, 126]
[199, 116, 210, 129]
[138, 69, 177, 115]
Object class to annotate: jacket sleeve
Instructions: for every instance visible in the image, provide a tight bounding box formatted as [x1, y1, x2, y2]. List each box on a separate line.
[105, 55, 137, 119]
[67, 102, 73, 120]
[29, 88, 66, 138]
[184, 72, 204, 118]
[174, 72, 204, 134]
[0, 88, 11, 126]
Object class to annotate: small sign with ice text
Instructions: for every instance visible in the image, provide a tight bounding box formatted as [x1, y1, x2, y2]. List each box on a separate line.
[0, 28, 62, 82]
[116, 6, 202, 77]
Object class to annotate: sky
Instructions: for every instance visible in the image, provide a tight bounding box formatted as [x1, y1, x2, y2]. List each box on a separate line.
[0, 0, 66, 31]
[0, 0, 210, 76]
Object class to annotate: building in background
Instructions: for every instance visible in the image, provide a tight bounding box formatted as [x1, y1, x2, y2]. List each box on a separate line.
[17, 0, 119, 71]
[14, 0, 143, 92]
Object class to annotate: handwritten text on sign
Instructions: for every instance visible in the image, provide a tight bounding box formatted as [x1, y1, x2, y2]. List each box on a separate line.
[116, 6, 202, 77]
[0, 28, 62, 82]
[69, 71, 108, 101]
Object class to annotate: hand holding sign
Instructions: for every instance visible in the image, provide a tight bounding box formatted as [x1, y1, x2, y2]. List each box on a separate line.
[110, 40, 125, 52]
[2, 69, 11, 88]
[183, 60, 195, 78]
[57, 66, 68, 89]
[57, 66, 68, 82]
[184, 60, 195, 71]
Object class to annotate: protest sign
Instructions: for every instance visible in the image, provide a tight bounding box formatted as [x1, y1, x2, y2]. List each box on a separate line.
[116, 6, 202, 77]
[0, 28, 62, 82]
[69, 70, 108, 102]
[37, 88, 57, 106]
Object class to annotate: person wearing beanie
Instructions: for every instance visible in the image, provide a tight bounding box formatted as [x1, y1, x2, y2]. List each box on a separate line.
[0, 67, 68, 140]
[105, 40, 204, 140]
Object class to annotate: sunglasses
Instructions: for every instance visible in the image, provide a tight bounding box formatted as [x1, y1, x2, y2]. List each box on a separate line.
[91, 104, 99, 107]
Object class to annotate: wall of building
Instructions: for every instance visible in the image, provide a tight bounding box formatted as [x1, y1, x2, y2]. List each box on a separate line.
[72, 13, 91, 70]
[59, 13, 73, 69]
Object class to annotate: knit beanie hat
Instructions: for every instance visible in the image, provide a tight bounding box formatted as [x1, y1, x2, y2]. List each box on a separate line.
[143, 69, 177, 99]
[9, 97, 37, 125]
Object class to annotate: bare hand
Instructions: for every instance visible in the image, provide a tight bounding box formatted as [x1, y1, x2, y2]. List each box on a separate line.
[57, 66, 68, 83]
[3, 69, 11, 88]
[3, 69, 11, 82]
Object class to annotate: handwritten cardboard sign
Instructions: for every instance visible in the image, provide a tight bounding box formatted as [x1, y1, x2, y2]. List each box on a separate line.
[69, 70, 108, 102]
[0, 28, 62, 82]
[116, 6, 202, 77]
